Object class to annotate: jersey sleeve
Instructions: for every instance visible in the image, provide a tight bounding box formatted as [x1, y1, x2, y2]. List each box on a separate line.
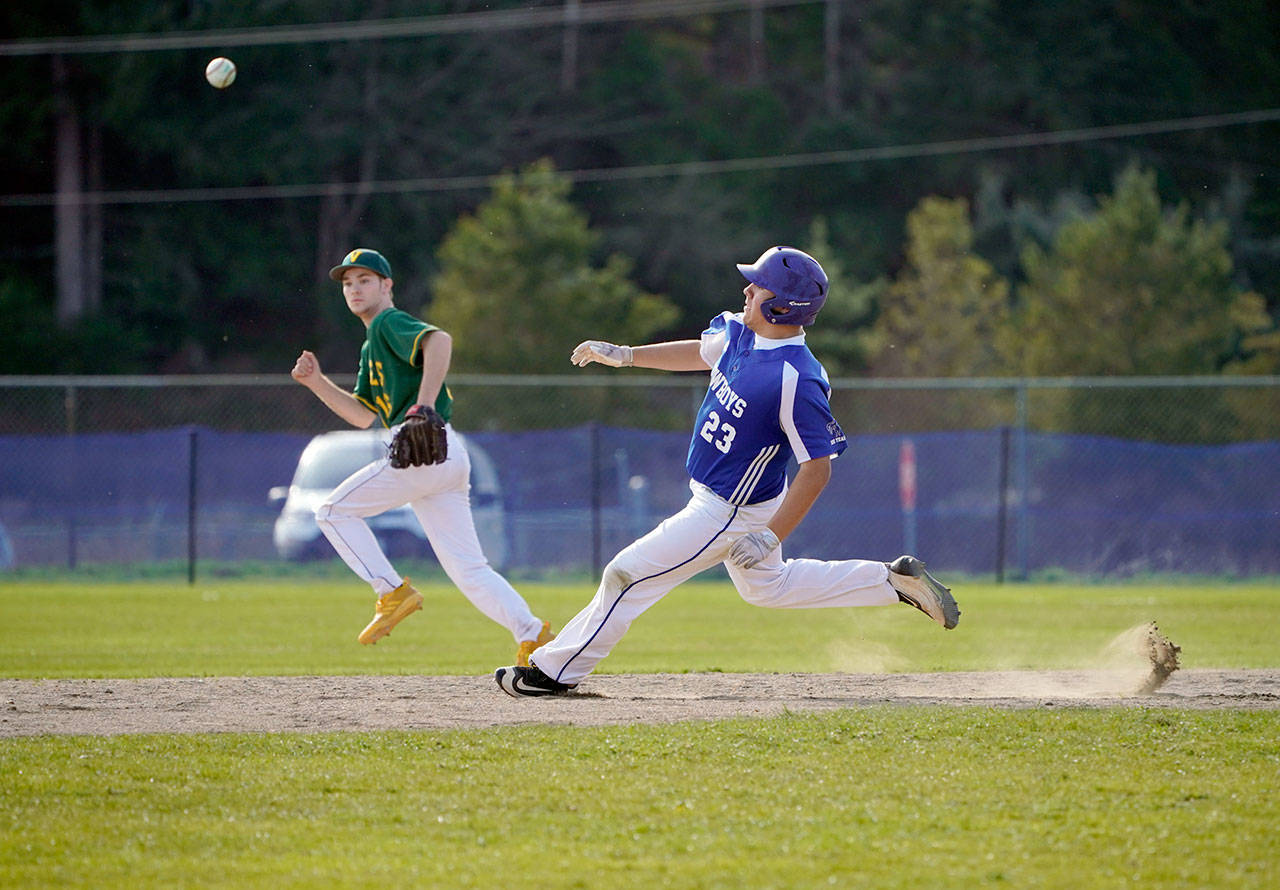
[699, 311, 736, 368]
[779, 363, 848, 463]
[376, 310, 438, 366]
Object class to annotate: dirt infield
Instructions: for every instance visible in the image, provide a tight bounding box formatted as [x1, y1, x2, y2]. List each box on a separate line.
[3, 669, 1277, 737]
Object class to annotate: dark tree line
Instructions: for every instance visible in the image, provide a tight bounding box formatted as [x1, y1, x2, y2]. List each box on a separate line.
[1, 0, 1277, 376]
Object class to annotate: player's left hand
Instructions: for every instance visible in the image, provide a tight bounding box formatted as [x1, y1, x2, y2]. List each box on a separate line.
[727, 528, 780, 569]
[389, 405, 448, 468]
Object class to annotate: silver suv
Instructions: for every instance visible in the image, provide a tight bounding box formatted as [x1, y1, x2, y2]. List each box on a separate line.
[269, 428, 506, 568]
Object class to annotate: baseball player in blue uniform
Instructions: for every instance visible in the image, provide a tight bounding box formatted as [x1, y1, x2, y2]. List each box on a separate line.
[496, 246, 959, 697]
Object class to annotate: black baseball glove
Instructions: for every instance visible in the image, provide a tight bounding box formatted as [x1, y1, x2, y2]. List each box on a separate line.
[388, 405, 447, 468]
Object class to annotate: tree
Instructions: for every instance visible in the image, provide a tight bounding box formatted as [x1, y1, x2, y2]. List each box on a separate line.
[851, 196, 1015, 431]
[868, 196, 1012, 378]
[1011, 164, 1274, 376]
[431, 159, 678, 374]
[1009, 164, 1278, 441]
[802, 216, 881, 377]
[4, 2, 1280, 374]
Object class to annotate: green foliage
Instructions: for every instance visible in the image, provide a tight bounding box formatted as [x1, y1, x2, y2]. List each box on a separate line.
[2, 711, 1278, 888]
[430, 160, 679, 373]
[1013, 165, 1275, 376]
[1, 2, 1278, 374]
[826, 167, 1276, 439]
[801, 217, 882, 376]
[0, 275, 151, 374]
[0, 277, 68, 373]
[1008, 165, 1279, 438]
[867, 196, 1013, 380]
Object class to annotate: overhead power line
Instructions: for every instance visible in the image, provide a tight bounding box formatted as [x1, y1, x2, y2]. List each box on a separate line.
[0, 0, 818, 56]
[1, 108, 1276, 208]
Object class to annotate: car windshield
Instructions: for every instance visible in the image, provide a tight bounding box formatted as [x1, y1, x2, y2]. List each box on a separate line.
[292, 440, 386, 489]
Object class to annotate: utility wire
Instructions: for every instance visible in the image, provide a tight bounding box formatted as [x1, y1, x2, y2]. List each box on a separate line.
[0, 0, 818, 55]
[2, 108, 1276, 208]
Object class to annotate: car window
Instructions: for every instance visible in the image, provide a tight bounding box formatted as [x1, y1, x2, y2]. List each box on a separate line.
[293, 441, 384, 489]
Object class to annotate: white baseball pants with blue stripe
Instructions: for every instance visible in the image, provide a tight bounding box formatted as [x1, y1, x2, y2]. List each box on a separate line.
[531, 480, 899, 686]
[314, 425, 544, 644]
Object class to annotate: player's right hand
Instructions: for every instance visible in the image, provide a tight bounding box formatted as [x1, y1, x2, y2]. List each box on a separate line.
[571, 340, 633, 368]
[727, 528, 781, 569]
[291, 350, 320, 382]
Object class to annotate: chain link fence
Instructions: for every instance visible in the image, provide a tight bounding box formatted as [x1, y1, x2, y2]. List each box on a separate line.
[1, 374, 1278, 578]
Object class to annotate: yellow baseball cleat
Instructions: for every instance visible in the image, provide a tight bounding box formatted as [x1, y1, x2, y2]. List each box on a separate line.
[515, 620, 555, 667]
[357, 578, 423, 645]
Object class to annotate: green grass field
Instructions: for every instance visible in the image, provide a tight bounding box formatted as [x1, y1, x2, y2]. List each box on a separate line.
[1, 577, 1277, 677]
[2, 577, 1278, 888]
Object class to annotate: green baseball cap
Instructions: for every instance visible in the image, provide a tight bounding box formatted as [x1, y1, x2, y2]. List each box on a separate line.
[329, 248, 392, 281]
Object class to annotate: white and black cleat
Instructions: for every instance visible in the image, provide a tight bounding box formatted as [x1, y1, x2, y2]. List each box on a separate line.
[495, 664, 577, 697]
[887, 555, 960, 630]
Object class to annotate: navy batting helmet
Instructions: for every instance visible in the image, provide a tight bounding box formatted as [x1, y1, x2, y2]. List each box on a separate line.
[736, 246, 828, 326]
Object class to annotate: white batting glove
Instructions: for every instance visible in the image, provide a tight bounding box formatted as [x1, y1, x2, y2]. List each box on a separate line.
[727, 528, 780, 569]
[571, 340, 633, 368]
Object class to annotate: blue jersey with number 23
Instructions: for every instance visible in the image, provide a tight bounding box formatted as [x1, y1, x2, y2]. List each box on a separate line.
[685, 312, 848, 505]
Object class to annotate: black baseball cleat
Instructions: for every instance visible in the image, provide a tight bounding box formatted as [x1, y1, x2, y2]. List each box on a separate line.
[495, 664, 577, 697]
[887, 555, 961, 630]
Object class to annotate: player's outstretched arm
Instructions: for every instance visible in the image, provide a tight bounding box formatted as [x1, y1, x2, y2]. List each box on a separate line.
[291, 350, 377, 429]
[571, 339, 709, 372]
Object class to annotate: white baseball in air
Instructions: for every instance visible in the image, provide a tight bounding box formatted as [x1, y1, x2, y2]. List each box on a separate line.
[205, 57, 237, 89]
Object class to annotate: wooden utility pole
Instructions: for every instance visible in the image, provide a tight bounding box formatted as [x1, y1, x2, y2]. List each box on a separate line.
[562, 0, 581, 93]
[749, 0, 765, 82]
[824, 0, 841, 113]
[53, 54, 86, 327]
[84, 125, 103, 315]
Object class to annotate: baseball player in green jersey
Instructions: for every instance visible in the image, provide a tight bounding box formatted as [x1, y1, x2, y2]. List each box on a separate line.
[291, 248, 554, 663]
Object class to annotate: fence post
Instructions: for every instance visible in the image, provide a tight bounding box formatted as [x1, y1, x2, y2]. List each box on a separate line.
[66, 431, 78, 570]
[64, 382, 77, 435]
[996, 425, 1011, 583]
[1015, 382, 1030, 580]
[590, 422, 601, 578]
[188, 427, 198, 584]
[64, 383, 80, 569]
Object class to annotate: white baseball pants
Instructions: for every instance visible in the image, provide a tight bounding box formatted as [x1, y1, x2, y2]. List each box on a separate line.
[314, 425, 543, 643]
[532, 480, 899, 685]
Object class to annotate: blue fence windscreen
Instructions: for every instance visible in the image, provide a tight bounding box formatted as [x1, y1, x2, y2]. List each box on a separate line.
[0, 426, 1277, 576]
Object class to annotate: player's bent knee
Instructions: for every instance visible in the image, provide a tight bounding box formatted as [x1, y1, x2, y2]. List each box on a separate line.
[315, 498, 360, 524]
[601, 559, 634, 595]
[732, 577, 788, 608]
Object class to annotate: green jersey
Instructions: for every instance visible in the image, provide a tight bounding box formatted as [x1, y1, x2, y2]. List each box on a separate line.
[353, 307, 453, 427]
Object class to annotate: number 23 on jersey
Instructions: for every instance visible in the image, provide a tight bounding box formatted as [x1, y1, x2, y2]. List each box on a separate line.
[700, 410, 736, 453]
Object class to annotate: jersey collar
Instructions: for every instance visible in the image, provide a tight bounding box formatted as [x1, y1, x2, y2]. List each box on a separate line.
[750, 329, 806, 350]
